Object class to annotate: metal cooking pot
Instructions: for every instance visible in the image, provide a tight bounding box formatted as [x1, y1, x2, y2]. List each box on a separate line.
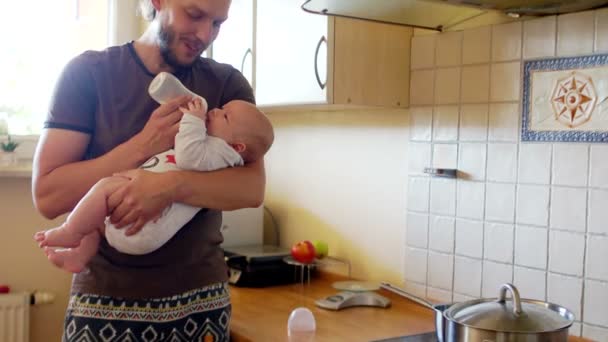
[443, 283, 574, 342]
[380, 282, 574, 342]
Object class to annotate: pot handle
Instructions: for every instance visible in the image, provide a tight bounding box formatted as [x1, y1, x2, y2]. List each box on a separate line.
[497, 283, 523, 316]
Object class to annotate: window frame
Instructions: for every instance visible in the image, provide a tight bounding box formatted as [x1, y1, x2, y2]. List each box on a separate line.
[1, 0, 141, 161]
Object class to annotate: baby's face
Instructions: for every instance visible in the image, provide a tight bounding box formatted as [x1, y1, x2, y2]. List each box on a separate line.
[206, 100, 254, 143]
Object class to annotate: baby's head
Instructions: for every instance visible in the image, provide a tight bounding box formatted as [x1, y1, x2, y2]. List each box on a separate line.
[206, 100, 274, 163]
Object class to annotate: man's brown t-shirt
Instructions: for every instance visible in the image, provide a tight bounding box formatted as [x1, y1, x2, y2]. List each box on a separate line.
[44, 42, 255, 299]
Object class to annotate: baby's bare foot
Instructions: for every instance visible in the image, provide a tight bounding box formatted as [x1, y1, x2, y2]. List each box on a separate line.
[36, 225, 83, 248]
[44, 247, 86, 274]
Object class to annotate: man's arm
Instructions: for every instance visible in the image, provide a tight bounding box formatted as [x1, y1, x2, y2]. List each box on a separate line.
[108, 158, 265, 234]
[173, 157, 265, 209]
[32, 129, 150, 219]
[33, 97, 190, 219]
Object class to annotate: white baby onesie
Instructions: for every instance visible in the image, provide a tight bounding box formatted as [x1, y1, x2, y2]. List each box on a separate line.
[104, 113, 243, 255]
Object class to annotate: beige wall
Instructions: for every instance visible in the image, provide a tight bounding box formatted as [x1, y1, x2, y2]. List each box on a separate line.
[0, 178, 71, 342]
[0, 105, 409, 342]
[263, 106, 409, 284]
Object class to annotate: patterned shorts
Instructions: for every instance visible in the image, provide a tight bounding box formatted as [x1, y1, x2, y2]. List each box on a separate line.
[63, 282, 231, 342]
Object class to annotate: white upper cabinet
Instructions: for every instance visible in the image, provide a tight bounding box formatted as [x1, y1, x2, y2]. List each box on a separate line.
[211, 0, 254, 85]
[211, 0, 328, 106]
[255, 0, 328, 105]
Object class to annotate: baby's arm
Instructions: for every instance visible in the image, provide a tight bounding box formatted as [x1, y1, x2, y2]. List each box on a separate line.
[174, 99, 214, 171]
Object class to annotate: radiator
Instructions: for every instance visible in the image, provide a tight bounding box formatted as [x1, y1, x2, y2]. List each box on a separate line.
[0, 293, 29, 342]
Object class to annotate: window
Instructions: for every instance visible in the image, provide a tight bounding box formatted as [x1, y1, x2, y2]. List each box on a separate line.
[0, 0, 110, 137]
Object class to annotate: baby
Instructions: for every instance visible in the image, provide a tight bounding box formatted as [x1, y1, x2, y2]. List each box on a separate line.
[34, 89, 273, 273]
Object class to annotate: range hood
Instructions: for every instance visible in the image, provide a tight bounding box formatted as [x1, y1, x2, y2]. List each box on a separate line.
[302, 0, 608, 31]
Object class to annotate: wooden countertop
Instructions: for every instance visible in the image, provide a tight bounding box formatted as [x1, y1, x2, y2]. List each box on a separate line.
[229, 273, 591, 342]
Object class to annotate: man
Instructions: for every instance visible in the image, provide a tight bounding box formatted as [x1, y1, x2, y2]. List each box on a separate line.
[32, 0, 263, 340]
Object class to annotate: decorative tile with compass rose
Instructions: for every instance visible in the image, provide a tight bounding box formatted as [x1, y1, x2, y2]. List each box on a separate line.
[522, 54, 608, 142]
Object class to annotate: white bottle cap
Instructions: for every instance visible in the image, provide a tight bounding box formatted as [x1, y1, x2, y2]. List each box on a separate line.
[287, 307, 316, 335]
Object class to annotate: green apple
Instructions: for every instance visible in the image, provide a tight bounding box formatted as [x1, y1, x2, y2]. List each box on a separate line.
[311, 240, 329, 259]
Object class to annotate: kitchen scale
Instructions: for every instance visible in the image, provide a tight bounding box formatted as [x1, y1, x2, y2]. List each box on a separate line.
[315, 281, 391, 310]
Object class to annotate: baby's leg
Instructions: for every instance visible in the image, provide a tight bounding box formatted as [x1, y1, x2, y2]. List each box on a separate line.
[44, 230, 100, 273]
[34, 176, 128, 248]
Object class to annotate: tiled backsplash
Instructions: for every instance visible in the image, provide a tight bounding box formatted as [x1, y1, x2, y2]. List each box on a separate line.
[405, 9, 608, 340]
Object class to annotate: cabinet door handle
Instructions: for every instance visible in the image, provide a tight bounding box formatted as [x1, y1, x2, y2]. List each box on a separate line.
[240, 48, 252, 74]
[314, 36, 327, 90]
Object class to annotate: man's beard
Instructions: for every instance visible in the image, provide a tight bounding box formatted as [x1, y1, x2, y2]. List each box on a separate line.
[158, 24, 198, 70]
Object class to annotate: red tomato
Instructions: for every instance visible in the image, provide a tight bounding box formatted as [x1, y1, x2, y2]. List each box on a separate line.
[290, 240, 316, 264]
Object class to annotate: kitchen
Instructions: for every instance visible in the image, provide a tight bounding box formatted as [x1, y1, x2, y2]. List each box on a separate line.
[1, 0, 607, 341]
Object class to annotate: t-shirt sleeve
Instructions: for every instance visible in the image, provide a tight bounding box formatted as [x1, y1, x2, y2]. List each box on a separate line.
[220, 69, 255, 106]
[44, 53, 98, 134]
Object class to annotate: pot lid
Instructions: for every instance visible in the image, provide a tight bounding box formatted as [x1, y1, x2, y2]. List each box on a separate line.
[444, 284, 574, 333]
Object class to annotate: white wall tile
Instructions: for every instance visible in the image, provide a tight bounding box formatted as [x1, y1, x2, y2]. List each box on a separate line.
[491, 22, 522, 62]
[428, 251, 454, 290]
[410, 107, 433, 141]
[407, 21, 608, 320]
[404, 247, 428, 283]
[433, 106, 459, 141]
[409, 143, 432, 176]
[550, 187, 587, 233]
[596, 9, 608, 53]
[523, 16, 556, 59]
[461, 65, 490, 103]
[406, 212, 428, 248]
[426, 287, 453, 303]
[557, 11, 595, 56]
[453, 293, 477, 302]
[583, 280, 608, 327]
[411, 35, 436, 69]
[589, 145, 608, 188]
[458, 143, 486, 181]
[549, 230, 585, 277]
[513, 267, 546, 300]
[432, 144, 458, 169]
[486, 143, 518, 183]
[487, 103, 519, 142]
[430, 178, 456, 216]
[459, 104, 488, 142]
[410, 70, 435, 105]
[408, 177, 430, 212]
[456, 180, 485, 220]
[463, 26, 491, 65]
[515, 225, 548, 269]
[588, 189, 608, 235]
[570, 323, 582, 338]
[436, 31, 463, 67]
[403, 280, 427, 298]
[486, 183, 516, 223]
[516, 185, 550, 226]
[586, 235, 608, 282]
[552, 144, 589, 187]
[482, 261, 513, 297]
[454, 256, 482, 297]
[434, 68, 461, 104]
[518, 144, 552, 185]
[429, 216, 455, 253]
[547, 273, 583, 319]
[490, 62, 521, 102]
[455, 219, 483, 259]
[583, 324, 608, 342]
[484, 223, 514, 263]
